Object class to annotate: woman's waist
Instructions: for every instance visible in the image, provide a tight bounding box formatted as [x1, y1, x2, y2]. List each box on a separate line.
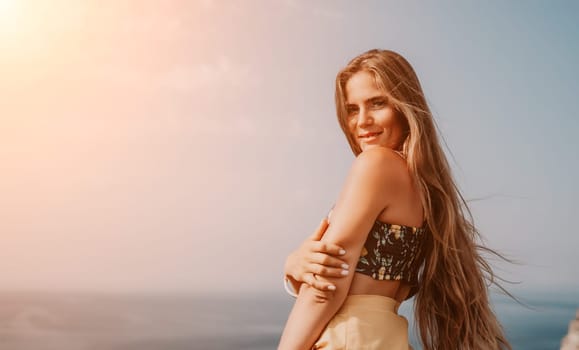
[348, 273, 411, 303]
[338, 294, 402, 315]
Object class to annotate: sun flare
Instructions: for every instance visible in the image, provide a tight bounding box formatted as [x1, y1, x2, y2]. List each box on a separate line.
[0, 0, 17, 17]
[0, 0, 20, 31]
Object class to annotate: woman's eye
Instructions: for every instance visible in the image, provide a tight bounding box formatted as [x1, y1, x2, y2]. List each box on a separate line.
[371, 100, 386, 108]
[346, 108, 358, 116]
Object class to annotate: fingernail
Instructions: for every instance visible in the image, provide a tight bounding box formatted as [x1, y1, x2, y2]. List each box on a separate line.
[327, 285, 336, 291]
[339, 249, 346, 255]
[341, 269, 349, 276]
[341, 263, 349, 269]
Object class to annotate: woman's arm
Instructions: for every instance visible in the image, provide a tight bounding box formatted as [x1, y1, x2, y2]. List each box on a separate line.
[284, 218, 350, 295]
[278, 148, 404, 350]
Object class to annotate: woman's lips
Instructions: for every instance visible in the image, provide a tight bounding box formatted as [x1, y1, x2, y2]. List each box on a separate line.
[359, 131, 383, 141]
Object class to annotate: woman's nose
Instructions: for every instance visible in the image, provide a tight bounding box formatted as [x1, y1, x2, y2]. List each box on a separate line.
[357, 109, 373, 127]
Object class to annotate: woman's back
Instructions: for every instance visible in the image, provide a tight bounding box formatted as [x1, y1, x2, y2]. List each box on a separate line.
[339, 148, 424, 302]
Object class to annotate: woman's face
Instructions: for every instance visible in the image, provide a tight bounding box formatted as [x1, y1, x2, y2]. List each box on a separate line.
[345, 70, 406, 152]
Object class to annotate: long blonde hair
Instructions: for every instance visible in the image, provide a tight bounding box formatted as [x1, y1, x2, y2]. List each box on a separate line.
[335, 49, 511, 349]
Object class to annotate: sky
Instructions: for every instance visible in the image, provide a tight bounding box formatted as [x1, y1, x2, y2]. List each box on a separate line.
[1, 0, 578, 296]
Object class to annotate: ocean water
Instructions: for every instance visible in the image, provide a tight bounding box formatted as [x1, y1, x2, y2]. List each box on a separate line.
[0, 291, 576, 349]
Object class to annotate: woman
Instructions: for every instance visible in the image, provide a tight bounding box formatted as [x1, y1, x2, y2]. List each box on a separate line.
[278, 49, 511, 350]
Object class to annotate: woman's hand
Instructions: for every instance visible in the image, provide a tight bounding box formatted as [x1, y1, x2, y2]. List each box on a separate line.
[285, 218, 350, 292]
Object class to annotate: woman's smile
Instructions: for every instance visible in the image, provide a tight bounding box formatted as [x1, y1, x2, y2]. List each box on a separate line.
[345, 70, 406, 152]
[359, 131, 383, 142]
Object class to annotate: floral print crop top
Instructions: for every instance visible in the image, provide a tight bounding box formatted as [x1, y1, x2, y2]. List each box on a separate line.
[355, 220, 426, 299]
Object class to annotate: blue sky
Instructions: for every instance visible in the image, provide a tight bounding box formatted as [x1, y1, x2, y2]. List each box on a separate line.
[1, 0, 577, 295]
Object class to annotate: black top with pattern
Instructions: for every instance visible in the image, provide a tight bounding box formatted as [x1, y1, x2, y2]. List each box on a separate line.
[355, 220, 426, 299]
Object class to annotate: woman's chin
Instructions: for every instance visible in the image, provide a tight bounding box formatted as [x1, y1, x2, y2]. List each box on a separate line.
[360, 144, 390, 152]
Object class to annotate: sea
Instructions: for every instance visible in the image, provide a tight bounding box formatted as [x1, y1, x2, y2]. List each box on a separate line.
[0, 290, 576, 350]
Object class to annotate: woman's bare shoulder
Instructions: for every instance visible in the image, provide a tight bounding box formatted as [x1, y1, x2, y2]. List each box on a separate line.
[341, 147, 408, 201]
[352, 147, 408, 179]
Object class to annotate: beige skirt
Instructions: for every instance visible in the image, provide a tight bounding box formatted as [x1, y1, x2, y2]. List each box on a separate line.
[313, 295, 412, 350]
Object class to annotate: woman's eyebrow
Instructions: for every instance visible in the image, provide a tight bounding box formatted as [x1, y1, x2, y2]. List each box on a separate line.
[365, 95, 386, 102]
[346, 95, 386, 106]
